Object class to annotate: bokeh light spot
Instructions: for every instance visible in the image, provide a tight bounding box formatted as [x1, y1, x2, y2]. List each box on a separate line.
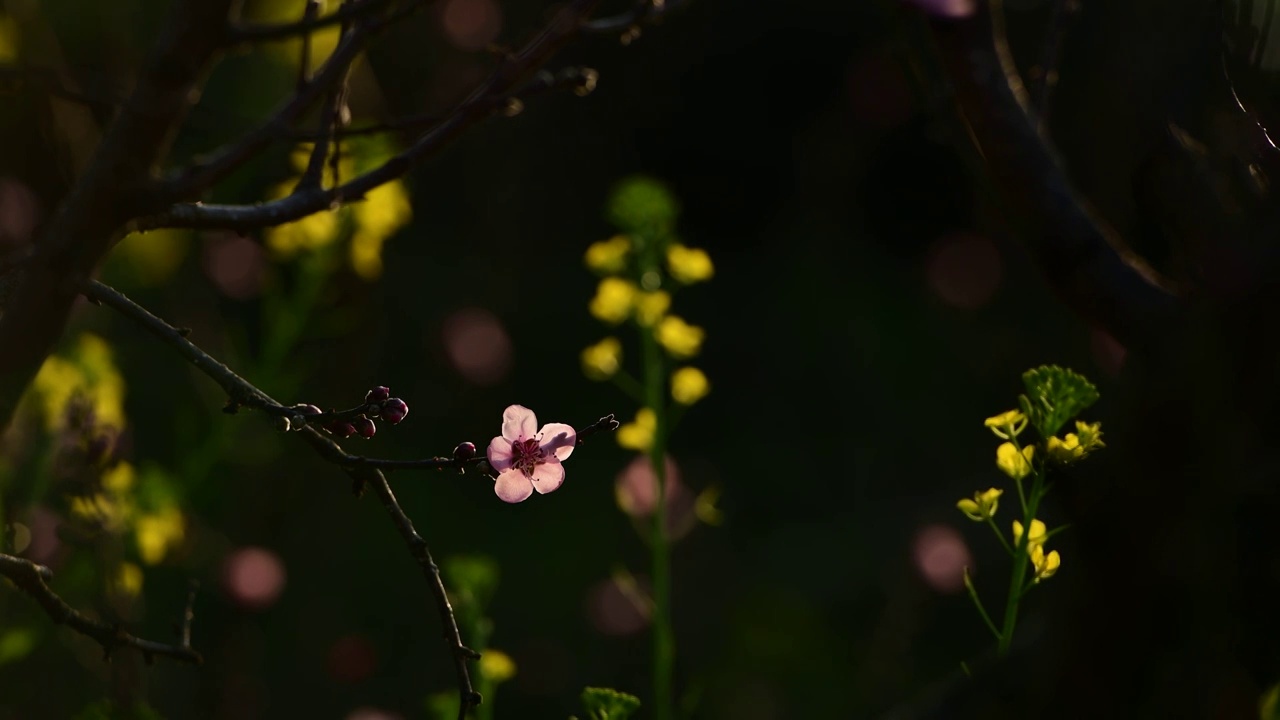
[614, 454, 697, 540]
[913, 523, 973, 594]
[902, 0, 978, 18]
[203, 233, 266, 300]
[345, 708, 403, 720]
[223, 546, 287, 611]
[442, 307, 513, 386]
[440, 0, 502, 51]
[925, 232, 1003, 310]
[327, 633, 378, 684]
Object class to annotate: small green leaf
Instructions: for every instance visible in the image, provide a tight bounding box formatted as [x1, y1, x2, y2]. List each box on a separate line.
[1020, 365, 1100, 438]
[581, 687, 641, 720]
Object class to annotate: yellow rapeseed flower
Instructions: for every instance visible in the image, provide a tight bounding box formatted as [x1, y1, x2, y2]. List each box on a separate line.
[655, 316, 704, 358]
[671, 367, 710, 405]
[634, 290, 671, 327]
[996, 442, 1034, 480]
[666, 244, 714, 283]
[479, 649, 517, 684]
[1075, 420, 1105, 451]
[113, 562, 144, 598]
[956, 487, 1003, 521]
[589, 278, 638, 324]
[582, 337, 623, 380]
[984, 409, 1027, 439]
[617, 408, 657, 451]
[350, 179, 412, 280]
[1029, 545, 1060, 583]
[135, 507, 185, 565]
[1012, 518, 1047, 550]
[585, 235, 631, 274]
[1046, 433, 1084, 463]
[695, 485, 724, 526]
[101, 462, 135, 494]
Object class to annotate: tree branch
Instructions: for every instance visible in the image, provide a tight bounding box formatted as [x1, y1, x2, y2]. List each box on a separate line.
[0, 0, 235, 436]
[226, 0, 394, 45]
[83, 279, 617, 716]
[0, 553, 203, 665]
[139, 0, 605, 232]
[927, 0, 1180, 349]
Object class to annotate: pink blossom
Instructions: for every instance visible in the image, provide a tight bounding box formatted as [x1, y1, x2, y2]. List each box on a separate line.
[486, 405, 576, 503]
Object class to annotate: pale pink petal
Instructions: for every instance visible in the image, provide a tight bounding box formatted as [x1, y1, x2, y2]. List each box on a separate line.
[501, 404, 538, 441]
[530, 461, 565, 494]
[494, 468, 534, 503]
[538, 422, 577, 461]
[487, 436, 514, 471]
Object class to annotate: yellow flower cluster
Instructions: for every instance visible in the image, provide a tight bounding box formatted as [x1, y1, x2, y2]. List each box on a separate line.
[582, 222, 713, 412]
[617, 408, 657, 451]
[28, 333, 126, 432]
[957, 487, 1002, 521]
[264, 144, 412, 279]
[1013, 519, 1060, 584]
[1046, 420, 1105, 464]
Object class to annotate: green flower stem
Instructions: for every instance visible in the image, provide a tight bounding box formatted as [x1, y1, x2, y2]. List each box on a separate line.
[984, 515, 1013, 556]
[998, 463, 1047, 655]
[641, 324, 675, 720]
[963, 570, 1001, 641]
[609, 367, 646, 403]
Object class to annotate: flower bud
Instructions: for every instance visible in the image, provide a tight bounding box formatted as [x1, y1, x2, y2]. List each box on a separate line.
[454, 441, 477, 461]
[381, 398, 409, 425]
[328, 421, 357, 438]
[353, 417, 377, 439]
[364, 386, 391, 404]
[294, 404, 323, 415]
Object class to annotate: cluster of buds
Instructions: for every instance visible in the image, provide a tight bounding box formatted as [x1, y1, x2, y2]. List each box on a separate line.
[288, 386, 410, 440]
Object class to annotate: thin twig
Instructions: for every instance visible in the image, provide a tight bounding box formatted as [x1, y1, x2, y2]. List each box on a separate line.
[227, 0, 393, 45]
[298, 1, 356, 192]
[84, 280, 616, 716]
[0, 553, 203, 665]
[141, 0, 606, 231]
[1029, 0, 1077, 121]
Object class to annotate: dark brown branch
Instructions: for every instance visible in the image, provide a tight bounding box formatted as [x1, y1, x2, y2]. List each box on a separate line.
[927, 0, 1180, 349]
[84, 279, 616, 716]
[0, 0, 235, 436]
[227, 0, 393, 44]
[139, 0, 605, 232]
[582, 0, 671, 36]
[298, 1, 356, 192]
[0, 553, 203, 665]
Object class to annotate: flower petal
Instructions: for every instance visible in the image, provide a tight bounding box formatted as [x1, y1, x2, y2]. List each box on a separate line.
[501, 405, 538, 442]
[539, 423, 577, 461]
[530, 461, 565, 494]
[487, 436, 514, 472]
[494, 468, 534, 503]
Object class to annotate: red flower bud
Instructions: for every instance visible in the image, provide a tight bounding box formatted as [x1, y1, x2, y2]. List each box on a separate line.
[329, 421, 357, 438]
[353, 417, 377, 439]
[453, 441, 477, 461]
[364, 386, 391, 404]
[381, 398, 409, 425]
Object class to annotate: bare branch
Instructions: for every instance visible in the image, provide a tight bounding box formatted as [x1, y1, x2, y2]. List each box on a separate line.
[0, 553, 203, 665]
[140, 0, 605, 232]
[927, 0, 1180, 349]
[0, 0, 236, 436]
[227, 0, 393, 45]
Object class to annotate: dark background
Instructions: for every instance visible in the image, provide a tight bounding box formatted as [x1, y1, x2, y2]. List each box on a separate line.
[1, 0, 1260, 718]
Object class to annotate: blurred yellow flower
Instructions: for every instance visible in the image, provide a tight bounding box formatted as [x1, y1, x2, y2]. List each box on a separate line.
[1012, 518, 1047, 550]
[655, 315, 704, 358]
[113, 229, 190, 286]
[1029, 544, 1060, 583]
[101, 462, 135, 494]
[666, 244, 714, 283]
[0, 15, 17, 63]
[984, 409, 1027, 439]
[582, 337, 623, 381]
[695, 485, 724, 526]
[135, 507, 185, 565]
[996, 442, 1034, 480]
[589, 278, 638, 324]
[69, 493, 128, 531]
[634, 290, 671, 327]
[956, 487, 1003, 521]
[617, 408, 657, 451]
[266, 208, 341, 258]
[584, 235, 631, 274]
[350, 179, 412, 280]
[670, 367, 710, 405]
[479, 649, 517, 684]
[113, 562, 144, 598]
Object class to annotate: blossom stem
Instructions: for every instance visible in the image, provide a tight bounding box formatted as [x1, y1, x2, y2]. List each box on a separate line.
[984, 515, 1013, 556]
[642, 322, 675, 720]
[963, 569, 1002, 641]
[609, 366, 646, 403]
